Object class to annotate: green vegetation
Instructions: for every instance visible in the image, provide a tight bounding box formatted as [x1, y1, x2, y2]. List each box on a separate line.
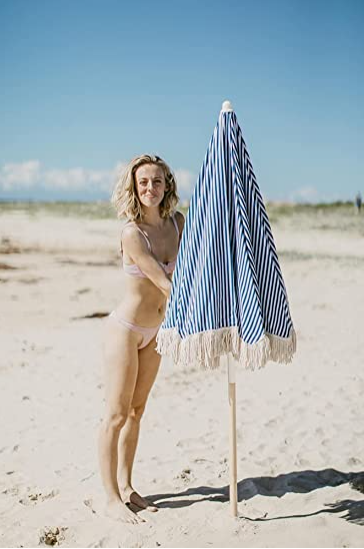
[265, 200, 355, 221]
[278, 250, 364, 264]
[0, 201, 116, 219]
[0, 200, 362, 235]
[0, 200, 190, 220]
[266, 201, 364, 235]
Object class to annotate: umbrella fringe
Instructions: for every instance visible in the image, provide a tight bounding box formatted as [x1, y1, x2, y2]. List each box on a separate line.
[156, 327, 297, 371]
[267, 329, 297, 364]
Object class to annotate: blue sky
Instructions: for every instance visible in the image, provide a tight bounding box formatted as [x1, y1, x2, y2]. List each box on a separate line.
[0, 0, 363, 202]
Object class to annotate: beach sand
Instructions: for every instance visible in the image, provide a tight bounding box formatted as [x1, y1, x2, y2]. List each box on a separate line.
[0, 207, 363, 548]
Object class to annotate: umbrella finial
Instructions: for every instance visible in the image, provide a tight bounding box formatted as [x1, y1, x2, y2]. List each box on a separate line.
[221, 100, 234, 112]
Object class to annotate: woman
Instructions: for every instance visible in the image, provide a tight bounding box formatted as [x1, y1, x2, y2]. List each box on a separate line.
[98, 154, 185, 523]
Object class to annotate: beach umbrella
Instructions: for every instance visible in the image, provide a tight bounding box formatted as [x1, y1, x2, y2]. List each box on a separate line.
[156, 100, 296, 516]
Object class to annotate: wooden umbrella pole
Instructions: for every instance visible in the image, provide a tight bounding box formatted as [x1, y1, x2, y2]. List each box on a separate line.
[227, 353, 238, 517]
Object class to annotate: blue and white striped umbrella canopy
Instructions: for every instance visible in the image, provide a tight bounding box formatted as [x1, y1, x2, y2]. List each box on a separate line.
[156, 102, 296, 370]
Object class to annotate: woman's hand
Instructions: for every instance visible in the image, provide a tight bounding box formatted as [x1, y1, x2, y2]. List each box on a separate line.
[161, 275, 172, 299]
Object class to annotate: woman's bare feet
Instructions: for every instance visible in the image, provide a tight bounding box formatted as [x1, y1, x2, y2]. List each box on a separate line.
[121, 487, 158, 512]
[104, 497, 145, 523]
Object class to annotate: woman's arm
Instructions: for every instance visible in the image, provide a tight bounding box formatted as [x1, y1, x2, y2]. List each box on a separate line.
[174, 211, 185, 245]
[121, 226, 172, 298]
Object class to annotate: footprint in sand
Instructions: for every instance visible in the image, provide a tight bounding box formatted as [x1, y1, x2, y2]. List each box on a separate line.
[19, 489, 59, 506]
[39, 526, 68, 547]
[19, 492, 42, 505]
[264, 418, 278, 428]
[347, 456, 362, 466]
[218, 457, 228, 478]
[175, 467, 194, 484]
[83, 498, 96, 514]
[2, 486, 20, 496]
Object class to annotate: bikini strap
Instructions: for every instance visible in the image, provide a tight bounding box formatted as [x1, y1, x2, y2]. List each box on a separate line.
[171, 212, 179, 237]
[120, 221, 152, 252]
[134, 225, 152, 251]
[121, 216, 178, 253]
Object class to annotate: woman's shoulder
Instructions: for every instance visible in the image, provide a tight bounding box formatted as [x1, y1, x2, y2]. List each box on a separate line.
[121, 220, 149, 246]
[172, 210, 185, 232]
[121, 220, 136, 237]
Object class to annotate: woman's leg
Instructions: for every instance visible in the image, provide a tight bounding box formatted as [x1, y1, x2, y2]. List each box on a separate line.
[118, 333, 161, 511]
[97, 317, 144, 523]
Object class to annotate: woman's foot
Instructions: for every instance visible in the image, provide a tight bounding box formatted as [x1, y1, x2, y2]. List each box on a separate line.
[121, 487, 158, 512]
[104, 497, 145, 523]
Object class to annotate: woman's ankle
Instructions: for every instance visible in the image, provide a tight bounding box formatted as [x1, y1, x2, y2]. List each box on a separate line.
[119, 481, 133, 493]
[106, 494, 122, 505]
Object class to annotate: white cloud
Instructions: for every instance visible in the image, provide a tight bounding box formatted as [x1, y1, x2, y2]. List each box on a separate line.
[0, 160, 41, 190]
[43, 168, 87, 190]
[43, 167, 115, 192]
[0, 160, 118, 194]
[0, 160, 196, 199]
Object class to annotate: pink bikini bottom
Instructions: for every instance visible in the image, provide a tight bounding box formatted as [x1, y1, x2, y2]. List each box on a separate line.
[108, 311, 162, 350]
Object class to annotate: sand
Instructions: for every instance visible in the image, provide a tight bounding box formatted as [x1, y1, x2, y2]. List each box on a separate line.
[0, 208, 363, 548]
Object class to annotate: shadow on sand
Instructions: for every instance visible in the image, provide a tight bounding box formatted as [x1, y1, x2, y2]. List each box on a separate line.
[147, 468, 364, 526]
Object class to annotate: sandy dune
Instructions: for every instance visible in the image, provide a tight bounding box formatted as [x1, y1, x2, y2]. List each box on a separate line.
[0, 209, 363, 548]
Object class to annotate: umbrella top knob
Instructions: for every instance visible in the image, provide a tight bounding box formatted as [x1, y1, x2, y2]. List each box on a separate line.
[221, 100, 234, 112]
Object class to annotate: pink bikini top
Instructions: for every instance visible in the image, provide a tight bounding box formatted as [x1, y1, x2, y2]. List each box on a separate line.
[120, 213, 179, 278]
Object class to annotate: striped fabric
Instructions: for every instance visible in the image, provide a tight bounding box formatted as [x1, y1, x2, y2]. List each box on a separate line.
[156, 107, 296, 370]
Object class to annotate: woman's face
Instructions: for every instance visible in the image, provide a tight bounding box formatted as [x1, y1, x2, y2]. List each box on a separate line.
[134, 163, 167, 209]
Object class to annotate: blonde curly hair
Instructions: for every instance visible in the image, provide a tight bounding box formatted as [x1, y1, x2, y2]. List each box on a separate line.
[111, 154, 179, 221]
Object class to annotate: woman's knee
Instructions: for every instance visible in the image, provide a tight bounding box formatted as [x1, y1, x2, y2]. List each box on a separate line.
[103, 407, 129, 431]
[129, 403, 146, 423]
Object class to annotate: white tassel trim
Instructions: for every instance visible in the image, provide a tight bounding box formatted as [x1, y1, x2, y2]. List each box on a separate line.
[155, 326, 297, 371]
